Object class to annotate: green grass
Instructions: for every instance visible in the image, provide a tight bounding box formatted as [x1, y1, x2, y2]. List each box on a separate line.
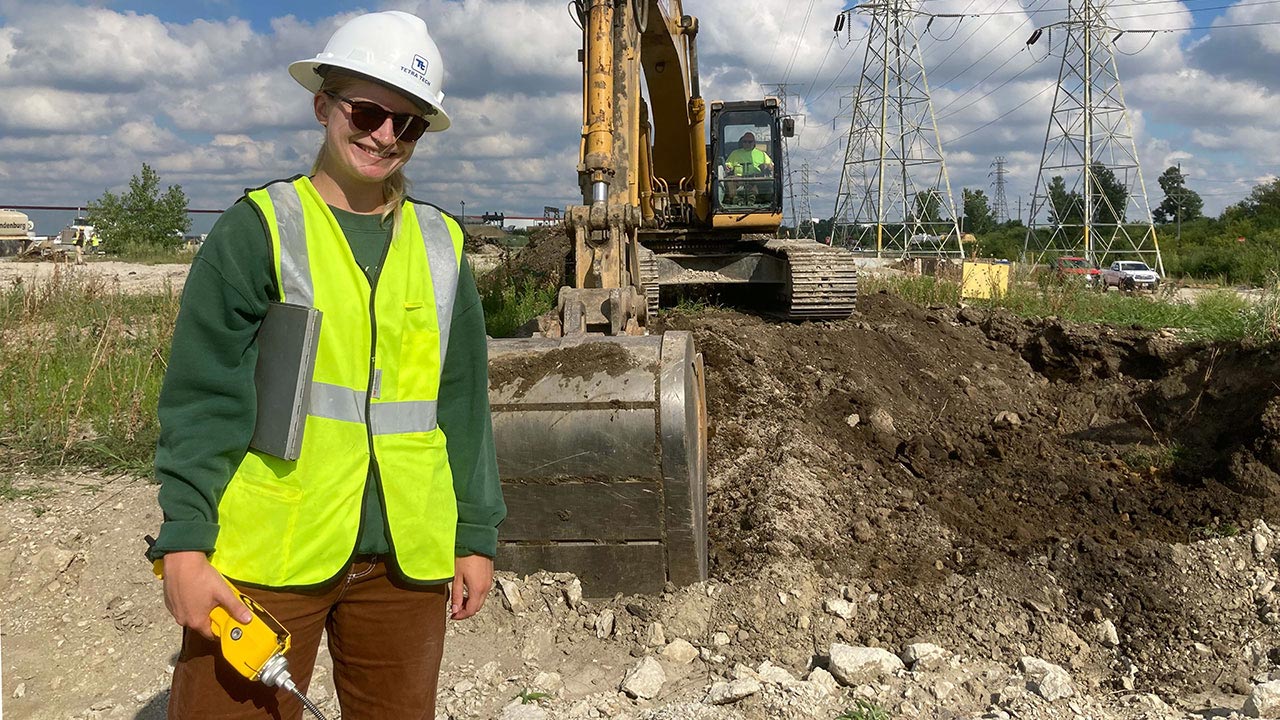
[836, 699, 891, 720]
[1191, 521, 1241, 541]
[480, 278, 559, 338]
[1120, 442, 1183, 473]
[514, 688, 549, 704]
[0, 273, 179, 471]
[103, 243, 196, 265]
[0, 475, 37, 501]
[862, 272, 1280, 343]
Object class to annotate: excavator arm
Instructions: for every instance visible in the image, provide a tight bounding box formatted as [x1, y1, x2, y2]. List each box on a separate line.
[561, 0, 710, 336]
[486, 0, 711, 596]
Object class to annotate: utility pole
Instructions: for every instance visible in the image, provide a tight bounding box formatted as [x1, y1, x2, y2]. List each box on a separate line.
[990, 156, 1010, 225]
[1175, 162, 1185, 244]
[830, 0, 962, 258]
[1022, 0, 1162, 274]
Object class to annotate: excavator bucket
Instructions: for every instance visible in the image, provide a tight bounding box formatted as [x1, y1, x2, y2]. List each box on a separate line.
[488, 331, 707, 596]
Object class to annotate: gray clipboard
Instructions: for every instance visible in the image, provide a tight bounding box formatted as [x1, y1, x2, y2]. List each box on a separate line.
[249, 301, 322, 461]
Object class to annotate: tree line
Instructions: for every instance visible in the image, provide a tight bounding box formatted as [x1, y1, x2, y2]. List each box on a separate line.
[800, 166, 1280, 286]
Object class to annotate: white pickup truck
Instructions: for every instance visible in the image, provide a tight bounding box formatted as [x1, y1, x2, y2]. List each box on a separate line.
[1101, 260, 1161, 292]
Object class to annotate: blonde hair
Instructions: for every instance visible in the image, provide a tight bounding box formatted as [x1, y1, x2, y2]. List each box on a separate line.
[311, 69, 411, 230]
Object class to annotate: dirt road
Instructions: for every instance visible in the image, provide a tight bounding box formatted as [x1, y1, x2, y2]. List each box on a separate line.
[0, 259, 190, 295]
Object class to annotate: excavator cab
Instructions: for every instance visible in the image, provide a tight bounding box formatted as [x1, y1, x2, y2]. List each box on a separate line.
[710, 100, 788, 215]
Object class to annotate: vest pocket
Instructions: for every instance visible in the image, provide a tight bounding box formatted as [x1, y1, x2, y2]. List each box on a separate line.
[214, 460, 304, 582]
[377, 428, 457, 580]
[398, 314, 442, 400]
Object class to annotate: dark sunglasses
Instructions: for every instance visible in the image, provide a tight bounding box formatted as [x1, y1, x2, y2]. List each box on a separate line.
[325, 91, 430, 143]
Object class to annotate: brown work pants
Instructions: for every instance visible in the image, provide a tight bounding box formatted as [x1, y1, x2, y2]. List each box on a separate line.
[167, 558, 448, 720]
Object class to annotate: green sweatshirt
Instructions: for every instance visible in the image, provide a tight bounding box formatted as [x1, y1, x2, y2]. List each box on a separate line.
[149, 197, 506, 570]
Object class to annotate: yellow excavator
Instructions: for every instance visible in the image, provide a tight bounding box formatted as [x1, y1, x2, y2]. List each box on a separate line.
[488, 0, 858, 596]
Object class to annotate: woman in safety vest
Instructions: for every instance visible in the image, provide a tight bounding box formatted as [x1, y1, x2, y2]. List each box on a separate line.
[147, 11, 506, 718]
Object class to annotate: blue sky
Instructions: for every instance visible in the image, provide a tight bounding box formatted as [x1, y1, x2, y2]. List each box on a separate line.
[98, 0, 364, 30]
[1, 0, 1277, 237]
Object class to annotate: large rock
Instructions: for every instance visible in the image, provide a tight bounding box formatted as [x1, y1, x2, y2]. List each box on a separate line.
[901, 642, 948, 671]
[661, 638, 700, 665]
[1244, 680, 1280, 717]
[594, 609, 615, 639]
[621, 656, 666, 700]
[496, 577, 526, 613]
[805, 667, 840, 696]
[828, 644, 905, 686]
[661, 590, 714, 640]
[562, 577, 583, 609]
[1019, 656, 1074, 702]
[706, 677, 762, 705]
[755, 660, 796, 685]
[823, 598, 855, 620]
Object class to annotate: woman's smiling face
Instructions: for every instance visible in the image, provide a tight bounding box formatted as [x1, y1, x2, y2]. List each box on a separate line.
[315, 78, 422, 186]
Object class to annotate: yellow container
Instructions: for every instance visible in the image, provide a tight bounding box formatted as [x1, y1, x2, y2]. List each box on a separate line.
[961, 259, 1010, 300]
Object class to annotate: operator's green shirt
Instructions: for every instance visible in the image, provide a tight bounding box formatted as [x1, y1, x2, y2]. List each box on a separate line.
[726, 147, 773, 176]
[149, 199, 506, 567]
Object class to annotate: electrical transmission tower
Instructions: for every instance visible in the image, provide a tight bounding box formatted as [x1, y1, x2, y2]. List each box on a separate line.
[990, 156, 1010, 225]
[1022, 0, 1162, 273]
[798, 162, 816, 240]
[765, 83, 804, 234]
[831, 0, 962, 258]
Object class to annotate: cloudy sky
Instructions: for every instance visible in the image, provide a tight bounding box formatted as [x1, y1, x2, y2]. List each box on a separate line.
[1, 0, 1276, 235]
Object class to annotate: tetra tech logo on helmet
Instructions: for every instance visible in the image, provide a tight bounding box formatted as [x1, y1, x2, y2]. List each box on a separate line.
[405, 55, 431, 86]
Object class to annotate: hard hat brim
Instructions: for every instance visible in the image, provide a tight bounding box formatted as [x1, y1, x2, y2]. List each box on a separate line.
[289, 58, 452, 133]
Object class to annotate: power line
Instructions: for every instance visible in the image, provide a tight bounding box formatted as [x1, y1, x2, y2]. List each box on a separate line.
[941, 0, 1279, 17]
[780, 0, 821, 84]
[944, 82, 1053, 143]
[932, 0, 1055, 89]
[1107, 0, 1280, 20]
[1156, 17, 1280, 30]
[924, 0, 1016, 71]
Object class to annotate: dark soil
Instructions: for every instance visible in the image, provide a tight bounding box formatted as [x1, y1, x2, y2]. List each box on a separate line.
[657, 290, 1280, 696]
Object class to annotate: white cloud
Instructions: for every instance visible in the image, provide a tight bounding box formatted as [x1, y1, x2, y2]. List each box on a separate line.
[0, 0, 1276, 223]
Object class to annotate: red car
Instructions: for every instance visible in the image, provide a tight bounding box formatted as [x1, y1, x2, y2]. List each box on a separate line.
[1049, 256, 1100, 286]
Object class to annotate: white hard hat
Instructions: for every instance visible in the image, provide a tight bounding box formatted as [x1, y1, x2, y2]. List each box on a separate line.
[289, 11, 451, 132]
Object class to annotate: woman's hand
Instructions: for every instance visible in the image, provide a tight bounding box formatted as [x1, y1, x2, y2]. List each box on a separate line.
[450, 554, 494, 620]
[161, 551, 252, 640]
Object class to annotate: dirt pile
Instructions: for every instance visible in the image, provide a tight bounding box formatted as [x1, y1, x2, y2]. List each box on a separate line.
[6, 258, 1280, 718]
[659, 290, 1280, 705]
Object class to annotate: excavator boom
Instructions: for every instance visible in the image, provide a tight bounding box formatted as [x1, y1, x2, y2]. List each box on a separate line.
[489, 0, 856, 595]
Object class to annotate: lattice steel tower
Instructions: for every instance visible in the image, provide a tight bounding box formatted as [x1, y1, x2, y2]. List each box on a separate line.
[766, 83, 803, 234]
[1022, 0, 1162, 273]
[990, 156, 1010, 225]
[831, 0, 962, 257]
[797, 162, 816, 239]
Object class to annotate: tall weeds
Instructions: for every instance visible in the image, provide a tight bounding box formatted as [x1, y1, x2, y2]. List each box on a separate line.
[862, 271, 1280, 344]
[0, 269, 178, 471]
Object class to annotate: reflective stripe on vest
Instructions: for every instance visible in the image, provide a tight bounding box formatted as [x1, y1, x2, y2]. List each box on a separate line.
[212, 176, 464, 587]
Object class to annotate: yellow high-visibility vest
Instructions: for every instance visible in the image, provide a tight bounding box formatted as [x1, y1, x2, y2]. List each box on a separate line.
[212, 175, 464, 588]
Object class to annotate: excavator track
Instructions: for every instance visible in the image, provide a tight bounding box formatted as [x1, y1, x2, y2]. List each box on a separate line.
[638, 246, 660, 319]
[763, 240, 860, 320]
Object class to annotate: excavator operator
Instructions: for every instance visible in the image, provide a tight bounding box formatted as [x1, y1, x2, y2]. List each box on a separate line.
[723, 132, 774, 204]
